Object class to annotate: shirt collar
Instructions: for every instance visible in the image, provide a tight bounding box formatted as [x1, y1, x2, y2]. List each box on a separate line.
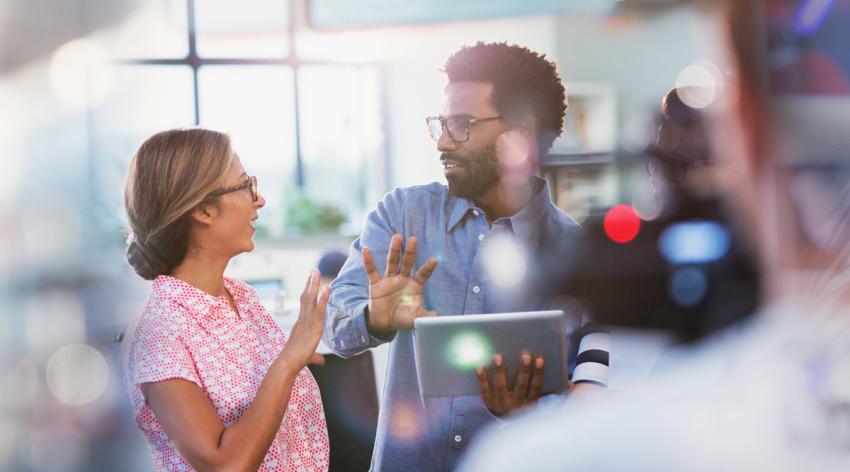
[446, 176, 554, 240]
[153, 275, 243, 319]
[509, 176, 553, 243]
[447, 193, 477, 232]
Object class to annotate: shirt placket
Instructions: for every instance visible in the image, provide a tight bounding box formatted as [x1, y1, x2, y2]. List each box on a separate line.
[462, 208, 489, 316]
[446, 209, 492, 469]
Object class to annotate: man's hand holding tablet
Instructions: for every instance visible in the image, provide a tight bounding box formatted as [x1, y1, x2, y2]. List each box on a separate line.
[476, 351, 546, 417]
[476, 352, 598, 417]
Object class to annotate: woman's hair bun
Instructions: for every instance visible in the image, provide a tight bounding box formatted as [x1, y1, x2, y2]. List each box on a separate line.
[126, 239, 168, 280]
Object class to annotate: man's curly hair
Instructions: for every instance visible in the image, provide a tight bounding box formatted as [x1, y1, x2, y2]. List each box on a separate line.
[443, 41, 567, 154]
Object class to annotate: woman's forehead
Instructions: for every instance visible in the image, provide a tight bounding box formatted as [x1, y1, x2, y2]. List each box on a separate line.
[223, 157, 246, 182]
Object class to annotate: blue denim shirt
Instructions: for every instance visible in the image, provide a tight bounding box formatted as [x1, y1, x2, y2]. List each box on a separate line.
[324, 178, 609, 471]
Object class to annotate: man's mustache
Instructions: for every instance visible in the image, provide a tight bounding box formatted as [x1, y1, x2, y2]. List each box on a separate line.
[440, 153, 468, 165]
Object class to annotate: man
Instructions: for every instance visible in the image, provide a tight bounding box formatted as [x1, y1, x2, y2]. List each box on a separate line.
[324, 42, 610, 471]
[459, 1, 850, 470]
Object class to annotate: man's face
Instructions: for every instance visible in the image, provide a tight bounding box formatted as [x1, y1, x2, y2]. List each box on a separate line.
[437, 81, 506, 199]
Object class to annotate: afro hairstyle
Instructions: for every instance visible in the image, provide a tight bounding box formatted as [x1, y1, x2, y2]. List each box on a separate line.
[443, 41, 568, 153]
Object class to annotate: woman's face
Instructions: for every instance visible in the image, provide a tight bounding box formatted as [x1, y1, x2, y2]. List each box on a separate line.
[209, 155, 265, 257]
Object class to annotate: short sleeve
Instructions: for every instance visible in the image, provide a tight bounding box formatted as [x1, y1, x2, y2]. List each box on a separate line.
[126, 308, 202, 416]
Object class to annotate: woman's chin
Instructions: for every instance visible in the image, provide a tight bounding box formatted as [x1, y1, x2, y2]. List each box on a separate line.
[229, 239, 255, 257]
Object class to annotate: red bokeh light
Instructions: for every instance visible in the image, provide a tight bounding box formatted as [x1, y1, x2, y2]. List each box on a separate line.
[604, 204, 641, 244]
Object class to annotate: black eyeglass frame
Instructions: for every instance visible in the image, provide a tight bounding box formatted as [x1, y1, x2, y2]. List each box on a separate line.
[425, 115, 502, 143]
[207, 175, 259, 202]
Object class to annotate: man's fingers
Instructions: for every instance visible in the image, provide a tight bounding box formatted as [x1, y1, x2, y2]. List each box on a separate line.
[399, 237, 417, 277]
[493, 354, 509, 410]
[385, 234, 402, 276]
[528, 356, 545, 399]
[413, 258, 438, 285]
[362, 247, 380, 285]
[513, 351, 532, 403]
[476, 367, 495, 411]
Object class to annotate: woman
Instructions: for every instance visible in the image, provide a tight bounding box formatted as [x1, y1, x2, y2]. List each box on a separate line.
[123, 128, 330, 471]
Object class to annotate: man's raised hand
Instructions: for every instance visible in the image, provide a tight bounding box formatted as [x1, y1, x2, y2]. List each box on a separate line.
[362, 234, 438, 333]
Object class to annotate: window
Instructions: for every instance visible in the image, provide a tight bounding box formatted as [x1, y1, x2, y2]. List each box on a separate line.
[93, 0, 387, 239]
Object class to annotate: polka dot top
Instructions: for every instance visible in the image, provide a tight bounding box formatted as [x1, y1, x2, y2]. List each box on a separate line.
[125, 275, 329, 471]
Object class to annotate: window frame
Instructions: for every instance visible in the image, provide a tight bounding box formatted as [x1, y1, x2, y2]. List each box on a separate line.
[115, 0, 391, 194]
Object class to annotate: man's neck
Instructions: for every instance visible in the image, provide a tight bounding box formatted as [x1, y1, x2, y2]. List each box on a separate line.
[474, 177, 540, 224]
[169, 246, 230, 298]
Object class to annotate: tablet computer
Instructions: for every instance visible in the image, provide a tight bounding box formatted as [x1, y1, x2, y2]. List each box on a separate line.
[413, 310, 567, 397]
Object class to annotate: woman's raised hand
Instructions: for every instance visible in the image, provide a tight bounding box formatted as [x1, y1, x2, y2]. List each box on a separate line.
[280, 269, 330, 370]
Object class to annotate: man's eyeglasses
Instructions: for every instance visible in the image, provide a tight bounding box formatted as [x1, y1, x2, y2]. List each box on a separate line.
[425, 115, 502, 143]
[207, 175, 259, 202]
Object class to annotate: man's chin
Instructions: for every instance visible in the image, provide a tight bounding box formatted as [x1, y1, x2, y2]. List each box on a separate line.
[446, 175, 497, 200]
[446, 177, 472, 199]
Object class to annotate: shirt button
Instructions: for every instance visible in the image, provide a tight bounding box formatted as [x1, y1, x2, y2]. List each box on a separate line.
[472, 286, 480, 294]
[478, 234, 485, 241]
[454, 434, 463, 443]
[472, 209, 480, 216]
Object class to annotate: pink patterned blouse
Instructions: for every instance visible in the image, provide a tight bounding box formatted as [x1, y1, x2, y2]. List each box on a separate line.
[125, 275, 329, 471]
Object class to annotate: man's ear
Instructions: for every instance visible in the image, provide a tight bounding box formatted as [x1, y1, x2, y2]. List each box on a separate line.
[189, 201, 219, 226]
[507, 112, 543, 157]
[510, 114, 539, 138]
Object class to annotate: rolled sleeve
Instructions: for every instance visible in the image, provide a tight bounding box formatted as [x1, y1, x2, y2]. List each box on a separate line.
[548, 296, 610, 387]
[323, 291, 374, 357]
[572, 328, 610, 387]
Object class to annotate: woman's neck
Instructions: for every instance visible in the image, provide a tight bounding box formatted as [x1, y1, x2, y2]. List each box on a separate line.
[169, 247, 231, 297]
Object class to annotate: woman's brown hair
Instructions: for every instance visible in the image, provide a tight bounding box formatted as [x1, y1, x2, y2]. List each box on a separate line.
[124, 128, 234, 280]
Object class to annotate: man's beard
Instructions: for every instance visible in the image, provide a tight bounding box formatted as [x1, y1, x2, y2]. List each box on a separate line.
[444, 143, 501, 200]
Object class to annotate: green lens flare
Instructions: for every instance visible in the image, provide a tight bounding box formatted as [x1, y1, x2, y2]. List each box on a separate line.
[446, 331, 493, 371]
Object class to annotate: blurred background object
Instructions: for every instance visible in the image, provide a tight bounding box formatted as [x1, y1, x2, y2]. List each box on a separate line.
[1, 0, 733, 469]
[309, 249, 379, 472]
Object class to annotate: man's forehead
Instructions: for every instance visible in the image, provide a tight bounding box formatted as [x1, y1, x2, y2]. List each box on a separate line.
[441, 81, 497, 117]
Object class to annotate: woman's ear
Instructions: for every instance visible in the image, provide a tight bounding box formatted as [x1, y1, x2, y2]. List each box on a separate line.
[190, 201, 219, 226]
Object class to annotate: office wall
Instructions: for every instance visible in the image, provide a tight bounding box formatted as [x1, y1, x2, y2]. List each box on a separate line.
[377, 6, 721, 194]
[555, 6, 723, 130]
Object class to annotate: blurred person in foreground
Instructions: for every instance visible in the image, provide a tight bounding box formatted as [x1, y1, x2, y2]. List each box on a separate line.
[324, 42, 610, 471]
[122, 128, 330, 471]
[460, 1, 850, 469]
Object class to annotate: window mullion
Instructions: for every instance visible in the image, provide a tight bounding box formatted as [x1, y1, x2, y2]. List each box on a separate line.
[289, 0, 304, 188]
[187, 0, 200, 125]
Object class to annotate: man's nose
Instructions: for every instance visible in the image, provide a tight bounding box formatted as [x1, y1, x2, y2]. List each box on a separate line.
[436, 128, 459, 152]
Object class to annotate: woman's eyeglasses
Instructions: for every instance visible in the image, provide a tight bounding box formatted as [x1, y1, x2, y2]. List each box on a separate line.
[207, 175, 259, 202]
